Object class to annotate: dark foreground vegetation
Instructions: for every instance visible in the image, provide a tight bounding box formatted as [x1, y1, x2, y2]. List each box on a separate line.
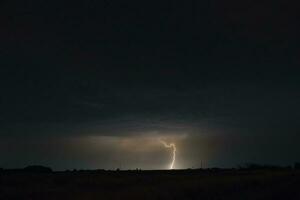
[1, 167, 300, 200]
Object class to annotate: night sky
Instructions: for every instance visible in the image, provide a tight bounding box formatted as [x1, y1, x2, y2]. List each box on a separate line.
[1, 0, 300, 170]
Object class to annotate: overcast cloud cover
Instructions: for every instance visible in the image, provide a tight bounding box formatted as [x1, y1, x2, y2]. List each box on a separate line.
[0, 0, 300, 170]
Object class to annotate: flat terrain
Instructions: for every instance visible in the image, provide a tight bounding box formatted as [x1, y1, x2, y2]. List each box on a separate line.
[1, 169, 300, 200]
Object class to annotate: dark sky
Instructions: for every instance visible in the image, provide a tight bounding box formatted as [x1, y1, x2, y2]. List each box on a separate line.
[1, 0, 300, 170]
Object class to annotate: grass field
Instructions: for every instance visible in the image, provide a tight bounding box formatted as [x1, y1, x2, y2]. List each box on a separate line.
[1, 169, 300, 200]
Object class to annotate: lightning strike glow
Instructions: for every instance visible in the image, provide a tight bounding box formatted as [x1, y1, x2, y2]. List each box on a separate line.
[159, 139, 176, 169]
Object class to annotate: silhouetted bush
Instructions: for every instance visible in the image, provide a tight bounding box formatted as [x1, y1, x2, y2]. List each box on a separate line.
[294, 162, 300, 169]
[239, 163, 285, 170]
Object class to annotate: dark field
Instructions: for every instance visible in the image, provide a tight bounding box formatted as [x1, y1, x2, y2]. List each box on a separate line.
[1, 169, 300, 200]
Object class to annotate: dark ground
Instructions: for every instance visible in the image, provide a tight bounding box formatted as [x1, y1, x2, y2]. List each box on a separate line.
[1, 169, 300, 200]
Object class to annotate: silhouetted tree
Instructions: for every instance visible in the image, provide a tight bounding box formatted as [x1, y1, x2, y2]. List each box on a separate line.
[23, 165, 52, 173]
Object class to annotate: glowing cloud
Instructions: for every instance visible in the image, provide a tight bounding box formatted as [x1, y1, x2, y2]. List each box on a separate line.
[159, 139, 176, 169]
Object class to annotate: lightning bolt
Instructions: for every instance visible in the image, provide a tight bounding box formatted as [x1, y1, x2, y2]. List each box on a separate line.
[159, 139, 176, 169]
